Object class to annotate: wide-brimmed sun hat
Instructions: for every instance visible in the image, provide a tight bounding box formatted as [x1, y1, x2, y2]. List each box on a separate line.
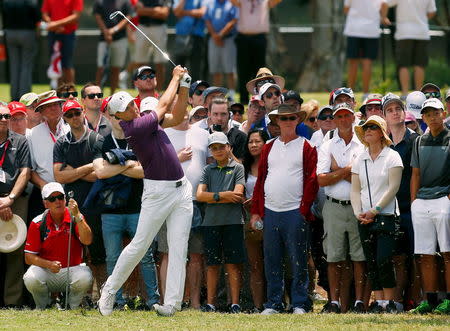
[355, 115, 393, 147]
[268, 103, 307, 123]
[246, 67, 285, 95]
[0, 214, 27, 253]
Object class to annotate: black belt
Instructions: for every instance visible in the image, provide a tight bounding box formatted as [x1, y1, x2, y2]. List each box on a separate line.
[326, 196, 351, 206]
[175, 180, 183, 188]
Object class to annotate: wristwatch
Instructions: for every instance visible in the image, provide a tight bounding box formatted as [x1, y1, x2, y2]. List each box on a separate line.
[8, 193, 16, 200]
[213, 192, 220, 202]
[375, 206, 382, 213]
[74, 215, 83, 223]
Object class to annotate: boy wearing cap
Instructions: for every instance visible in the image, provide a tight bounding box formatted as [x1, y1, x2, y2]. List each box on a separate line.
[23, 182, 93, 309]
[196, 131, 245, 313]
[410, 98, 450, 314]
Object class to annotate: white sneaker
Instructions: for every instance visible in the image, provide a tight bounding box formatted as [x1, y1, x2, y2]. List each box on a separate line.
[154, 303, 176, 317]
[260, 308, 279, 315]
[98, 285, 116, 316]
[293, 307, 307, 314]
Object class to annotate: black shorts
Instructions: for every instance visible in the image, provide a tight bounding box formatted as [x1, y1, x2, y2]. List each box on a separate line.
[203, 224, 245, 266]
[346, 36, 379, 60]
[396, 39, 429, 67]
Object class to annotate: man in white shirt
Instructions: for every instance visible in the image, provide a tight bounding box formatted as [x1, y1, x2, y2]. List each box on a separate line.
[317, 102, 366, 313]
[381, 0, 437, 97]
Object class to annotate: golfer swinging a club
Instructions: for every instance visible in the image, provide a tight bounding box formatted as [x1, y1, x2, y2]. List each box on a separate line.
[98, 65, 193, 317]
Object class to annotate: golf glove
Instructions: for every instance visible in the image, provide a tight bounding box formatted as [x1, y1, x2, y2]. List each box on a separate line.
[180, 73, 192, 89]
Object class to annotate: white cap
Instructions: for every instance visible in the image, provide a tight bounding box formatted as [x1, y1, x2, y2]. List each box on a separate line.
[208, 131, 229, 146]
[258, 83, 281, 99]
[189, 105, 207, 119]
[421, 98, 444, 114]
[0, 214, 27, 253]
[140, 96, 159, 113]
[41, 182, 65, 200]
[109, 91, 135, 115]
[406, 91, 426, 119]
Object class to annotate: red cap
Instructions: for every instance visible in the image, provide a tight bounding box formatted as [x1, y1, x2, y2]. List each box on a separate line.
[8, 102, 27, 116]
[100, 96, 111, 113]
[62, 99, 83, 113]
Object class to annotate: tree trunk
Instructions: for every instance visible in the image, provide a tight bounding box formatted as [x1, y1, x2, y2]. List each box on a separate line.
[296, 0, 346, 92]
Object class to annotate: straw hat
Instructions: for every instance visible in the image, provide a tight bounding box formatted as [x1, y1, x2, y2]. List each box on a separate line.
[268, 104, 307, 123]
[35, 90, 65, 112]
[246, 67, 285, 95]
[355, 115, 393, 147]
[0, 214, 27, 253]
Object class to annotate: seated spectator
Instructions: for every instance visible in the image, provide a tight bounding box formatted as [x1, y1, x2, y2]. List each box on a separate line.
[23, 182, 93, 309]
[196, 132, 246, 313]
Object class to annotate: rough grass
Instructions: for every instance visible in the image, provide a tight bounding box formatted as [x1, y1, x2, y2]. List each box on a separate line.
[0, 305, 448, 330]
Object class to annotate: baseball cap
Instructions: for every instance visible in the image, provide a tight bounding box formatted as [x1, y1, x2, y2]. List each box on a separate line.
[100, 96, 111, 113]
[8, 102, 27, 116]
[282, 90, 304, 104]
[62, 99, 83, 113]
[404, 111, 416, 122]
[41, 182, 65, 200]
[35, 90, 65, 112]
[382, 93, 404, 111]
[405, 91, 426, 119]
[258, 83, 281, 99]
[332, 102, 354, 115]
[189, 106, 207, 119]
[230, 103, 244, 114]
[420, 82, 440, 93]
[133, 66, 155, 80]
[359, 93, 382, 115]
[19, 92, 39, 107]
[189, 80, 210, 97]
[108, 91, 135, 115]
[202, 86, 228, 102]
[208, 131, 229, 146]
[317, 105, 333, 118]
[445, 89, 450, 101]
[331, 87, 354, 104]
[140, 97, 159, 113]
[421, 98, 444, 114]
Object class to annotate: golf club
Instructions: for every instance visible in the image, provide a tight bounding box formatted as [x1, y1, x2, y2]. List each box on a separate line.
[109, 10, 176, 67]
[65, 190, 74, 310]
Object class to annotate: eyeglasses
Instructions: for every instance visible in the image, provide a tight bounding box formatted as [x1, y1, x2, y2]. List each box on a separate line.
[318, 114, 334, 121]
[0, 114, 12, 120]
[363, 124, 380, 131]
[278, 115, 298, 121]
[308, 117, 317, 123]
[138, 73, 156, 80]
[264, 91, 281, 99]
[46, 194, 65, 202]
[256, 78, 276, 88]
[194, 89, 205, 96]
[424, 91, 441, 99]
[64, 110, 82, 119]
[58, 91, 78, 98]
[86, 93, 103, 99]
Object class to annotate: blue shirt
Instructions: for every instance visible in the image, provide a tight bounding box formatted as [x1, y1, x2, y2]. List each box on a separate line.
[204, 0, 238, 36]
[296, 122, 313, 140]
[174, 0, 207, 36]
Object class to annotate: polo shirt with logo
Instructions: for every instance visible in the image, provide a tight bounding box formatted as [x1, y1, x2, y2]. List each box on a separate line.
[200, 159, 245, 226]
[25, 208, 83, 268]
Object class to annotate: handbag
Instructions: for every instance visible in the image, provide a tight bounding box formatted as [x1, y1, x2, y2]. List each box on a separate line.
[364, 160, 399, 235]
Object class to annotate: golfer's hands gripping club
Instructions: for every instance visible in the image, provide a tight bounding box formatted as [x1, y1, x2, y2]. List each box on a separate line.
[67, 191, 81, 220]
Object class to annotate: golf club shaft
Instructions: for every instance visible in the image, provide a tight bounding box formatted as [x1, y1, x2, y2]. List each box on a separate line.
[111, 11, 176, 67]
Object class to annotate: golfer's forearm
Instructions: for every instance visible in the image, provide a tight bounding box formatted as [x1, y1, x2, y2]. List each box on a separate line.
[77, 219, 93, 245]
[164, 87, 189, 127]
[157, 76, 181, 122]
[25, 253, 53, 269]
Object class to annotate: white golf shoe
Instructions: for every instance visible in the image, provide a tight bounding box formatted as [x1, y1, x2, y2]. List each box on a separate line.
[153, 304, 177, 317]
[98, 285, 116, 316]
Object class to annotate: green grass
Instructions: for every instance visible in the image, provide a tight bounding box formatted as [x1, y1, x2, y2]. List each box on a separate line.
[0, 306, 448, 330]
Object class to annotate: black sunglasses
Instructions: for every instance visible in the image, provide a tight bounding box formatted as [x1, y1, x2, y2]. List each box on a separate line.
[424, 91, 441, 99]
[278, 115, 298, 121]
[194, 89, 205, 96]
[363, 124, 380, 131]
[0, 114, 12, 120]
[138, 73, 156, 80]
[64, 110, 82, 119]
[308, 117, 317, 123]
[86, 93, 103, 99]
[58, 91, 78, 98]
[256, 78, 276, 88]
[318, 114, 334, 121]
[46, 194, 65, 202]
[264, 91, 281, 99]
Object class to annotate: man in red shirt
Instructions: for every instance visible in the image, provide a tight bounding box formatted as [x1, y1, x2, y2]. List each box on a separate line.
[23, 182, 93, 309]
[41, 0, 84, 84]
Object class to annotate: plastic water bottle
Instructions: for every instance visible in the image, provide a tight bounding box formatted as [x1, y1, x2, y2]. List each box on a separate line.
[254, 220, 264, 230]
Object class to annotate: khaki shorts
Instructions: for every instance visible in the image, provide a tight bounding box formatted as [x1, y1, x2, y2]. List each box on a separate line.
[134, 24, 167, 64]
[322, 199, 365, 263]
[97, 38, 128, 68]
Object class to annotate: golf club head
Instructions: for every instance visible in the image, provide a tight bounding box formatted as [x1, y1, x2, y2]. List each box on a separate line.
[109, 11, 122, 20]
[68, 190, 74, 199]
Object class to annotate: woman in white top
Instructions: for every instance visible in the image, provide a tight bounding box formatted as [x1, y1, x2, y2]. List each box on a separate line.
[351, 115, 403, 313]
[242, 128, 269, 312]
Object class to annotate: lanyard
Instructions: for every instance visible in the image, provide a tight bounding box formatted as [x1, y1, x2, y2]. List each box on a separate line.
[45, 121, 60, 143]
[0, 141, 10, 168]
[111, 132, 128, 150]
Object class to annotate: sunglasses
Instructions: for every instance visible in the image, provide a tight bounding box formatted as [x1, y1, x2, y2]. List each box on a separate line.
[86, 93, 103, 99]
[64, 110, 82, 119]
[264, 91, 281, 99]
[58, 91, 78, 98]
[424, 91, 441, 99]
[278, 115, 298, 121]
[318, 114, 334, 120]
[138, 73, 156, 80]
[0, 114, 12, 120]
[194, 89, 205, 96]
[256, 78, 276, 88]
[308, 117, 317, 123]
[363, 124, 380, 131]
[405, 121, 415, 125]
[46, 194, 65, 202]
